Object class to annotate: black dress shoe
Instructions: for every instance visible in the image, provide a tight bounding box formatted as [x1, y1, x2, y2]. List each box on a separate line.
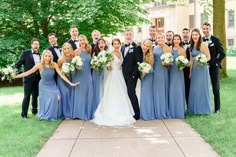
[21, 115, 29, 119]
[215, 110, 220, 113]
[32, 112, 37, 116]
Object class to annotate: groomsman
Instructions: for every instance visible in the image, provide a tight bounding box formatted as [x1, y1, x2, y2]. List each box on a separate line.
[202, 22, 225, 113]
[165, 31, 174, 47]
[121, 29, 143, 120]
[67, 26, 79, 50]
[148, 25, 157, 47]
[91, 30, 101, 53]
[47, 33, 61, 63]
[182, 28, 191, 107]
[47, 33, 62, 82]
[15, 39, 41, 118]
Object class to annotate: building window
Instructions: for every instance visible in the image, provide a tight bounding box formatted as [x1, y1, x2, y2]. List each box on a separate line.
[228, 10, 235, 28]
[155, 18, 164, 28]
[228, 39, 234, 46]
[138, 27, 142, 33]
[189, 0, 194, 4]
[189, 15, 194, 29]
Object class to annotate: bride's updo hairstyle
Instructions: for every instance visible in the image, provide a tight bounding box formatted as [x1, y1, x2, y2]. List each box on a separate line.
[112, 38, 121, 45]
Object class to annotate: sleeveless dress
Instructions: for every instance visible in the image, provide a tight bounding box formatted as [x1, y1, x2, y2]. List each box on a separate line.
[188, 47, 211, 114]
[169, 49, 185, 118]
[140, 61, 154, 120]
[38, 67, 61, 120]
[57, 60, 72, 119]
[71, 51, 93, 120]
[92, 67, 104, 117]
[92, 54, 136, 126]
[153, 47, 170, 119]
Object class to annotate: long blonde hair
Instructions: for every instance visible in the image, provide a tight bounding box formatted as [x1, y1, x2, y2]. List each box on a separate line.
[41, 50, 54, 68]
[79, 35, 91, 53]
[142, 39, 154, 66]
[62, 42, 74, 59]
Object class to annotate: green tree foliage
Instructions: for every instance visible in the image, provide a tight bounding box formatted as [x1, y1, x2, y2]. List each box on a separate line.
[0, 0, 151, 67]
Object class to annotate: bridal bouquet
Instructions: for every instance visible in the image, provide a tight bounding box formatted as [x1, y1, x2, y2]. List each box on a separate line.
[194, 52, 208, 67]
[90, 56, 103, 71]
[160, 52, 174, 67]
[137, 62, 153, 79]
[61, 63, 75, 77]
[71, 56, 84, 70]
[0, 66, 16, 83]
[97, 51, 113, 66]
[175, 55, 190, 69]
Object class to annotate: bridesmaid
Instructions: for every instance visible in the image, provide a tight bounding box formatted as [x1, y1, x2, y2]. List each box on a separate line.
[169, 34, 186, 118]
[140, 39, 155, 120]
[71, 35, 93, 120]
[57, 43, 74, 119]
[188, 28, 211, 114]
[91, 38, 108, 116]
[13, 50, 78, 120]
[153, 33, 171, 119]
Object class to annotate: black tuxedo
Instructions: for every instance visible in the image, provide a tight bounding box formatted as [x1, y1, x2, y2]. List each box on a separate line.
[15, 49, 41, 117]
[47, 45, 61, 82]
[67, 39, 78, 50]
[183, 46, 190, 107]
[203, 35, 225, 112]
[47, 45, 61, 63]
[121, 42, 143, 119]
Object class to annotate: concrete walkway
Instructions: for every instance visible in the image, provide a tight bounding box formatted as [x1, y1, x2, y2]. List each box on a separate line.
[36, 119, 220, 157]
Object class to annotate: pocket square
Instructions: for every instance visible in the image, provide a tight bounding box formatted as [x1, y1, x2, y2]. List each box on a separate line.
[209, 43, 215, 47]
[128, 49, 134, 53]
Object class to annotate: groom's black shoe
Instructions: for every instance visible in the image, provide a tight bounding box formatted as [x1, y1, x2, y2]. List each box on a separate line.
[21, 115, 29, 119]
[133, 115, 140, 120]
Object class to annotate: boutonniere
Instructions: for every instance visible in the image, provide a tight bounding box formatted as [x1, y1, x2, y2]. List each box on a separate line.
[208, 40, 212, 44]
[129, 44, 133, 49]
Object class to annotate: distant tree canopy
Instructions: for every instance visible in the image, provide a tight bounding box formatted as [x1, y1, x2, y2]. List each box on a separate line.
[0, 0, 151, 67]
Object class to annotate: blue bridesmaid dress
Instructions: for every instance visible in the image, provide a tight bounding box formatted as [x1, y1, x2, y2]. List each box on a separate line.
[169, 49, 185, 118]
[140, 63, 154, 120]
[188, 47, 211, 114]
[57, 60, 72, 119]
[38, 67, 61, 120]
[153, 47, 170, 119]
[71, 50, 93, 120]
[92, 68, 104, 117]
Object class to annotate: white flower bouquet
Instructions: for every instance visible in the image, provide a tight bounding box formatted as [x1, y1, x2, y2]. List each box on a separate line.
[61, 63, 75, 77]
[0, 66, 16, 82]
[160, 52, 174, 67]
[90, 56, 103, 71]
[194, 52, 208, 67]
[138, 62, 153, 79]
[97, 51, 113, 66]
[175, 55, 190, 69]
[71, 56, 84, 70]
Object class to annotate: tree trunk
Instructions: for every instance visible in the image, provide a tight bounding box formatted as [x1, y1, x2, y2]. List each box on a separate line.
[213, 0, 228, 78]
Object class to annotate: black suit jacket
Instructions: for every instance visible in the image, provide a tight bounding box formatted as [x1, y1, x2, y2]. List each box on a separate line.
[47, 46, 61, 63]
[205, 36, 225, 68]
[15, 49, 40, 81]
[67, 39, 78, 50]
[121, 42, 143, 79]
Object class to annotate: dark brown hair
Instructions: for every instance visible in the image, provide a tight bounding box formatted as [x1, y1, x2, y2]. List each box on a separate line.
[94, 38, 108, 56]
[112, 38, 121, 45]
[172, 34, 183, 48]
[31, 38, 40, 44]
[190, 28, 202, 52]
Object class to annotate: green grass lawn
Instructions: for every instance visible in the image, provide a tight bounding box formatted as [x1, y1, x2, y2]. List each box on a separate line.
[186, 70, 236, 157]
[0, 87, 61, 157]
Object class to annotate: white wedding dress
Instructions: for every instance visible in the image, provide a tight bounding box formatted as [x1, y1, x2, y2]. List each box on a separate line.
[92, 54, 136, 126]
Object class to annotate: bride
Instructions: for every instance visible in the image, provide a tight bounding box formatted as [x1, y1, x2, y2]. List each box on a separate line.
[92, 38, 136, 126]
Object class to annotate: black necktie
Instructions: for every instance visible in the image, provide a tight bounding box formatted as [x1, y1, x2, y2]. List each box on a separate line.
[53, 46, 59, 49]
[32, 51, 39, 55]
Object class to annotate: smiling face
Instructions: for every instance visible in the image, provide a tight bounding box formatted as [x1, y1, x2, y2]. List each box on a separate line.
[31, 40, 40, 52]
[191, 31, 201, 43]
[92, 31, 101, 43]
[142, 40, 152, 54]
[157, 33, 165, 46]
[166, 32, 173, 42]
[202, 24, 211, 37]
[112, 39, 121, 50]
[98, 39, 106, 51]
[173, 36, 181, 46]
[125, 30, 134, 43]
[182, 30, 190, 42]
[70, 27, 79, 39]
[43, 51, 53, 64]
[48, 35, 58, 46]
[149, 27, 157, 39]
[79, 35, 87, 47]
[62, 43, 73, 57]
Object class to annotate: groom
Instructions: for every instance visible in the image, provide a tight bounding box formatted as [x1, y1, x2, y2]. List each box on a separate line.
[121, 29, 142, 120]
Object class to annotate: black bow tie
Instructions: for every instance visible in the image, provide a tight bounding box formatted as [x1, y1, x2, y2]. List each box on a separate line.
[149, 38, 156, 42]
[166, 42, 172, 46]
[32, 51, 39, 55]
[183, 42, 189, 45]
[125, 43, 130, 47]
[73, 40, 78, 42]
[53, 46, 59, 49]
[203, 38, 209, 42]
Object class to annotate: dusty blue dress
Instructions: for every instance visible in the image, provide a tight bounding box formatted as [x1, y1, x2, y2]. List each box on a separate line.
[38, 67, 61, 120]
[169, 49, 185, 118]
[153, 47, 170, 119]
[57, 60, 72, 119]
[140, 63, 154, 120]
[92, 68, 104, 117]
[188, 47, 211, 114]
[71, 51, 93, 120]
